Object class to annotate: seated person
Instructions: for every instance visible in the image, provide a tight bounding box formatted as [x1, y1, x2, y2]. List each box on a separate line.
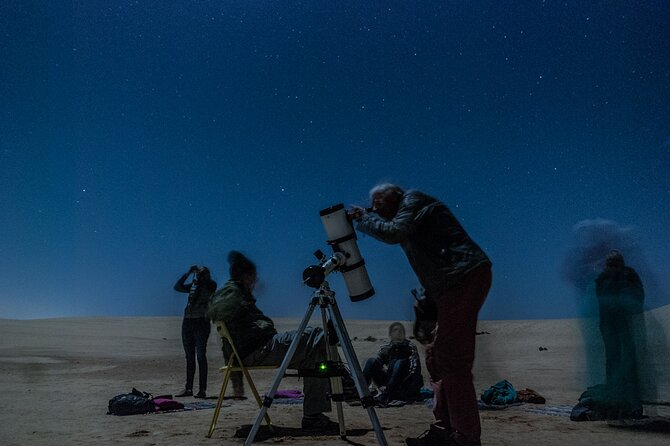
[363, 322, 424, 404]
[208, 251, 337, 433]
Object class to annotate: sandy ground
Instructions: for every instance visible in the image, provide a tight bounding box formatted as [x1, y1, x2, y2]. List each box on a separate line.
[1, 306, 669, 446]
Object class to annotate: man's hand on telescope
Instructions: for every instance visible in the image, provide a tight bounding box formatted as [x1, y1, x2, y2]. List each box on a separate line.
[347, 206, 367, 221]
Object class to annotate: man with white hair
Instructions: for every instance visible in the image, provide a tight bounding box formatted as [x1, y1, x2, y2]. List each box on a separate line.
[350, 184, 492, 446]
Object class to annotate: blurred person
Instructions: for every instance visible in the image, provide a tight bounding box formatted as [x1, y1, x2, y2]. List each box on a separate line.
[363, 322, 424, 405]
[208, 251, 338, 433]
[595, 250, 645, 416]
[350, 183, 492, 446]
[173, 265, 217, 398]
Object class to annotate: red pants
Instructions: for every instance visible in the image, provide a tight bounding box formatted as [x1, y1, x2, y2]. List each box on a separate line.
[425, 264, 492, 446]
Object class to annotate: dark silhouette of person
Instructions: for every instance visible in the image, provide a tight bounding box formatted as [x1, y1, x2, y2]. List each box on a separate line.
[350, 183, 491, 446]
[595, 250, 645, 415]
[174, 265, 216, 398]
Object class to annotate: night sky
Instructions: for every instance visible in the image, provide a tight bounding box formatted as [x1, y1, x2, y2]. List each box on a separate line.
[2, 1, 669, 321]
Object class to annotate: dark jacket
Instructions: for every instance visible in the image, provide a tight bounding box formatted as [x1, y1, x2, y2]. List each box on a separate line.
[376, 339, 422, 380]
[174, 274, 217, 319]
[595, 266, 644, 315]
[207, 280, 277, 360]
[357, 189, 490, 298]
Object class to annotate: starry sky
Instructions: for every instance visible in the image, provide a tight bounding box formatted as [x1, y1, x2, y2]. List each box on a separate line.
[1, 1, 669, 321]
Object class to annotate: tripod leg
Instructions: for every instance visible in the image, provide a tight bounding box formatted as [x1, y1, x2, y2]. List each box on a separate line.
[328, 300, 389, 446]
[320, 306, 346, 439]
[244, 300, 319, 446]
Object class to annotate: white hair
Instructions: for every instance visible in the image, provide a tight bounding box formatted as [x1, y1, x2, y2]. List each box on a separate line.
[369, 183, 404, 198]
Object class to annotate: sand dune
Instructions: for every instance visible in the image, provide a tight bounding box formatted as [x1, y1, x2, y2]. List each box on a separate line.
[1, 307, 668, 445]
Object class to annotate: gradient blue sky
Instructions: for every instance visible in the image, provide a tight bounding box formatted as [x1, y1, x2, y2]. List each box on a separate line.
[1, 1, 669, 321]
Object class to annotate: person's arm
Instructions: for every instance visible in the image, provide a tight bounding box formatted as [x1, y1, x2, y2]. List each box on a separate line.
[174, 269, 195, 293]
[205, 280, 217, 294]
[377, 343, 391, 365]
[356, 194, 423, 244]
[406, 341, 421, 379]
[248, 302, 275, 331]
[625, 268, 645, 313]
[628, 270, 644, 298]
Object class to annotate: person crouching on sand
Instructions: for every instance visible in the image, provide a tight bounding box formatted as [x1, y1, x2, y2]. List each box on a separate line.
[363, 322, 424, 406]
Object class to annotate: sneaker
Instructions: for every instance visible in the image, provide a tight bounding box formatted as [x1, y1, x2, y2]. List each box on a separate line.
[301, 413, 339, 433]
[405, 424, 449, 446]
[175, 389, 193, 397]
[374, 393, 389, 407]
[194, 390, 207, 399]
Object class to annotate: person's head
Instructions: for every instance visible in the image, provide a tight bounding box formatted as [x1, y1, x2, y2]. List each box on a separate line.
[228, 251, 257, 292]
[388, 322, 406, 343]
[605, 249, 625, 271]
[197, 266, 211, 281]
[369, 183, 404, 220]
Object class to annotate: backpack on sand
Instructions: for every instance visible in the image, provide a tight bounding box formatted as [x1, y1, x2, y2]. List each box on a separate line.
[108, 388, 155, 416]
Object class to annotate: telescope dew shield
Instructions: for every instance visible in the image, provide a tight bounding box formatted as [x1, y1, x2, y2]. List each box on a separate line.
[319, 204, 375, 302]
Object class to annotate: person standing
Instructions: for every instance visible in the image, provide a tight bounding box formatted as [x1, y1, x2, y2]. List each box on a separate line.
[595, 250, 645, 416]
[350, 183, 492, 446]
[174, 265, 217, 398]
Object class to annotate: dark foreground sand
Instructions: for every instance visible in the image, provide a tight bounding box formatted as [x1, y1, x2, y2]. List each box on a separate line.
[1, 306, 669, 445]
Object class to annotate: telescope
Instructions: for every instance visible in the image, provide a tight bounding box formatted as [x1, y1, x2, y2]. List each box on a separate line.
[245, 204, 388, 446]
[302, 203, 375, 302]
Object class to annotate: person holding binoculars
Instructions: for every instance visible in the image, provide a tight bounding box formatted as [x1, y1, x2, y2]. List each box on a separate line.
[174, 264, 217, 398]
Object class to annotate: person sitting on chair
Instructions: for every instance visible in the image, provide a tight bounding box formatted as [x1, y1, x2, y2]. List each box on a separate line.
[207, 250, 339, 433]
[363, 322, 424, 405]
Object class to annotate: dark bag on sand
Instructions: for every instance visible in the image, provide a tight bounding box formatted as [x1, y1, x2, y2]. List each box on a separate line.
[108, 388, 155, 416]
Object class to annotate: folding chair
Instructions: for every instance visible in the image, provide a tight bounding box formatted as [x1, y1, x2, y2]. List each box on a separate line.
[207, 321, 278, 438]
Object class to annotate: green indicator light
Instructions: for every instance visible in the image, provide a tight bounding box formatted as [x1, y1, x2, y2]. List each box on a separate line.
[319, 363, 327, 371]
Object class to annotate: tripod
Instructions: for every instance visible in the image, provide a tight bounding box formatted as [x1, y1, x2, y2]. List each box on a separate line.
[244, 280, 388, 445]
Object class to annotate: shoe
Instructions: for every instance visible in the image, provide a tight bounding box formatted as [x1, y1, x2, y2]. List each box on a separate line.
[194, 390, 206, 399]
[301, 413, 339, 433]
[405, 424, 449, 446]
[175, 389, 193, 397]
[374, 392, 390, 407]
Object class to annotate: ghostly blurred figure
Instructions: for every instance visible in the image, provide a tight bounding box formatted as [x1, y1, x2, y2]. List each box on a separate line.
[562, 219, 666, 416]
[560, 219, 638, 387]
[595, 250, 644, 415]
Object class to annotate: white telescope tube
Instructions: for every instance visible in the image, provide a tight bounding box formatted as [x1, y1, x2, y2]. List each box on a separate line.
[319, 204, 375, 302]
